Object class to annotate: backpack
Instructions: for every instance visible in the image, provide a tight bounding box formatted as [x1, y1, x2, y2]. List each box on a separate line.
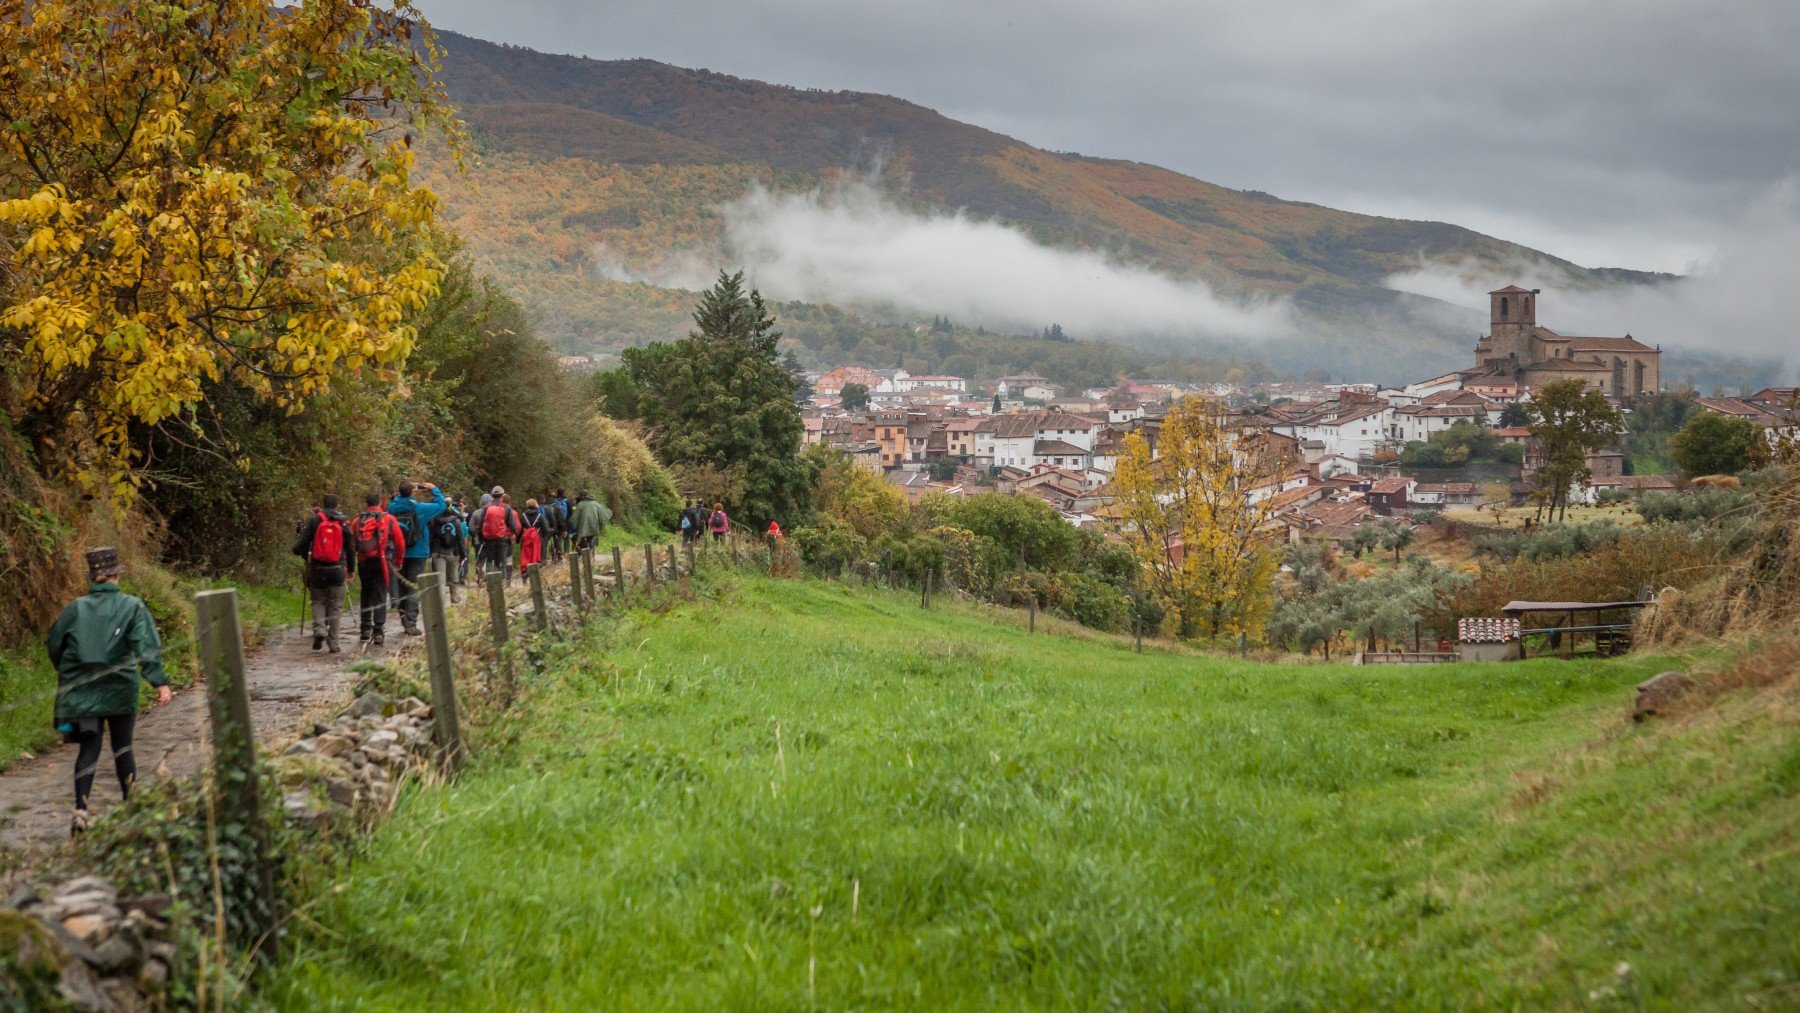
[353, 511, 388, 560]
[310, 511, 344, 565]
[394, 506, 422, 550]
[680, 512, 693, 531]
[431, 513, 462, 553]
[480, 504, 515, 541]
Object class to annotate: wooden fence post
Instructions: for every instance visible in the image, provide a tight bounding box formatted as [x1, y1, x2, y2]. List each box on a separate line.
[1028, 595, 1036, 633]
[921, 568, 932, 610]
[643, 543, 656, 590]
[730, 531, 740, 565]
[194, 589, 278, 958]
[612, 546, 625, 598]
[527, 563, 550, 634]
[417, 572, 465, 770]
[666, 544, 678, 581]
[583, 547, 597, 603]
[568, 551, 585, 613]
[685, 540, 696, 577]
[485, 570, 514, 703]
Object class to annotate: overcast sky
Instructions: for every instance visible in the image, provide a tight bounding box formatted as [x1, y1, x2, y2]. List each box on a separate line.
[415, 0, 1800, 276]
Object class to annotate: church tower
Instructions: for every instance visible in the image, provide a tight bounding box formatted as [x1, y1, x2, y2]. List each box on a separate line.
[1485, 284, 1538, 366]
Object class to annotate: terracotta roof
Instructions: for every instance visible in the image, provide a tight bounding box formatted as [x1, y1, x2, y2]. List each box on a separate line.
[1298, 501, 1371, 527]
[1032, 439, 1089, 456]
[1369, 477, 1414, 495]
[1566, 335, 1657, 353]
[980, 410, 1103, 438]
[1489, 284, 1533, 294]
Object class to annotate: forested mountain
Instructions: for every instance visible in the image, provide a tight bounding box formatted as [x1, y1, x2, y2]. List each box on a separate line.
[422, 29, 1670, 380]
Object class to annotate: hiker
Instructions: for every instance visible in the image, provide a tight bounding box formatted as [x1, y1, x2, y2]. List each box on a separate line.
[520, 497, 550, 575]
[473, 486, 521, 580]
[553, 489, 573, 559]
[293, 493, 354, 652]
[388, 481, 447, 636]
[679, 500, 700, 545]
[767, 519, 784, 542]
[570, 488, 610, 549]
[709, 501, 730, 542]
[351, 492, 404, 646]
[449, 495, 472, 585]
[429, 498, 467, 604]
[46, 547, 171, 836]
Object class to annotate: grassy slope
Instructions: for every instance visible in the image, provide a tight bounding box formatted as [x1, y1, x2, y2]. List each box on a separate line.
[272, 577, 1797, 1009]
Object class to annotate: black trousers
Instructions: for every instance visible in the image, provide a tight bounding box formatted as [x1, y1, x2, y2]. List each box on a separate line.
[357, 558, 389, 636]
[394, 556, 427, 629]
[72, 714, 136, 810]
[478, 539, 512, 581]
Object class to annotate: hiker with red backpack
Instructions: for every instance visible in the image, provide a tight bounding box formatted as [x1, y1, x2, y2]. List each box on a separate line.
[709, 501, 731, 542]
[473, 486, 521, 582]
[520, 498, 551, 575]
[351, 492, 405, 645]
[387, 481, 447, 637]
[292, 494, 354, 653]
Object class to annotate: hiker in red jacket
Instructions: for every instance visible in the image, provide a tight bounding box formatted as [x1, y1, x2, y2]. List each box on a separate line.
[350, 492, 405, 646]
[293, 494, 353, 653]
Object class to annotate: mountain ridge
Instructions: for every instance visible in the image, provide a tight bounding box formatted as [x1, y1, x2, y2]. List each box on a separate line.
[422, 28, 1673, 379]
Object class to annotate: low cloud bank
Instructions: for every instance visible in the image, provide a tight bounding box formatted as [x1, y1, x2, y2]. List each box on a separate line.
[1385, 178, 1800, 373]
[715, 183, 1290, 341]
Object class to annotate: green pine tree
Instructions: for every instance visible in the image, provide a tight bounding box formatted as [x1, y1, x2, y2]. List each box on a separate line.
[622, 271, 817, 525]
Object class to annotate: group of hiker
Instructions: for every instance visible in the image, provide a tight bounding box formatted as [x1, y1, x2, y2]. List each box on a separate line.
[44, 486, 783, 837]
[290, 484, 612, 654]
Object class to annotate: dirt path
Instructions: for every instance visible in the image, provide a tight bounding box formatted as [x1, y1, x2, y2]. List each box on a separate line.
[0, 622, 426, 854]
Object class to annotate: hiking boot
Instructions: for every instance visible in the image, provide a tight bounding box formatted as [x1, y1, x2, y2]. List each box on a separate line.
[70, 809, 90, 838]
[329, 644, 341, 654]
[371, 632, 385, 646]
[403, 626, 422, 637]
[358, 631, 371, 642]
[312, 635, 324, 651]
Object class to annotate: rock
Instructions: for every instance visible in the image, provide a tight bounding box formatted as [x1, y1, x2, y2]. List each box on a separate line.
[325, 778, 357, 807]
[349, 750, 368, 769]
[50, 878, 113, 902]
[0, 910, 109, 1012]
[140, 957, 169, 989]
[1633, 671, 1695, 721]
[346, 692, 388, 719]
[365, 729, 400, 751]
[312, 721, 332, 736]
[119, 894, 171, 921]
[4, 885, 43, 910]
[146, 940, 176, 963]
[59, 913, 110, 944]
[88, 932, 141, 974]
[313, 734, 355, 758]
[400, 696, 430, 716]
[283, 739, 316, 756]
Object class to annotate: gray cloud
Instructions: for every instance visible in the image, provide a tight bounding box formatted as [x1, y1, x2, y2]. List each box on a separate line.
[1385, 176, 1800, 370]
[416, 0, 1800, 275]
[588, 182, 1292, 340]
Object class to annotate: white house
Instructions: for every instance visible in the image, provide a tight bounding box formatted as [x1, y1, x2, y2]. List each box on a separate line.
[981, 410, 1102, 469]
[1270, 401, 1392, 460]
[894, 374, 968, 393]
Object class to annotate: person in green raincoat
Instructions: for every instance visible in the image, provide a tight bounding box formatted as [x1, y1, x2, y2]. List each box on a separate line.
[45, 547, 171, 835]
[569, 489, 611, 549]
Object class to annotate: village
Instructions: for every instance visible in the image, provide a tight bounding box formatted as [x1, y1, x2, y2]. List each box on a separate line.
[795, 286, 1800, 544]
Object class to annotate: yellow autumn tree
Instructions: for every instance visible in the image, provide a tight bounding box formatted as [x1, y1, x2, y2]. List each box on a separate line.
[1109, 397, 1290, 639]
[0, 0, 461, 499]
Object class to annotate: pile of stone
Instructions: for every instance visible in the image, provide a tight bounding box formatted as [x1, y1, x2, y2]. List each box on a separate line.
[273, 692, 436, 827]
[2, 876, 177, 1009]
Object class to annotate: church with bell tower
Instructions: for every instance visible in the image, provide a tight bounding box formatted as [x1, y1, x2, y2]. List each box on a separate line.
[1471, 285, 1661, 395]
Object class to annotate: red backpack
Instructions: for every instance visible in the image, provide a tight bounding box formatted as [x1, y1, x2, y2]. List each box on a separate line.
[352, 511, 388, 561]
[310, 511, 344, 565]
[480, 503, 516, 541]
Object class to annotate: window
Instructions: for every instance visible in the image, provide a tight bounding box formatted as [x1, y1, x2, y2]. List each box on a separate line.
[1499, 296, 1509, 317]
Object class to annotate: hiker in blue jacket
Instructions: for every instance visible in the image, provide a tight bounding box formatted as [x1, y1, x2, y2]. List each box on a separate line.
[387, 481, 446, 636]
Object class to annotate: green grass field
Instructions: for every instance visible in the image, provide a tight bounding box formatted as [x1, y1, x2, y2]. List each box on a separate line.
[270, 577, 1800, 1009]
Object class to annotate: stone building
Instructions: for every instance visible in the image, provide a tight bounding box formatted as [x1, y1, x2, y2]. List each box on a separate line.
[1473, 286, 1660, 395]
